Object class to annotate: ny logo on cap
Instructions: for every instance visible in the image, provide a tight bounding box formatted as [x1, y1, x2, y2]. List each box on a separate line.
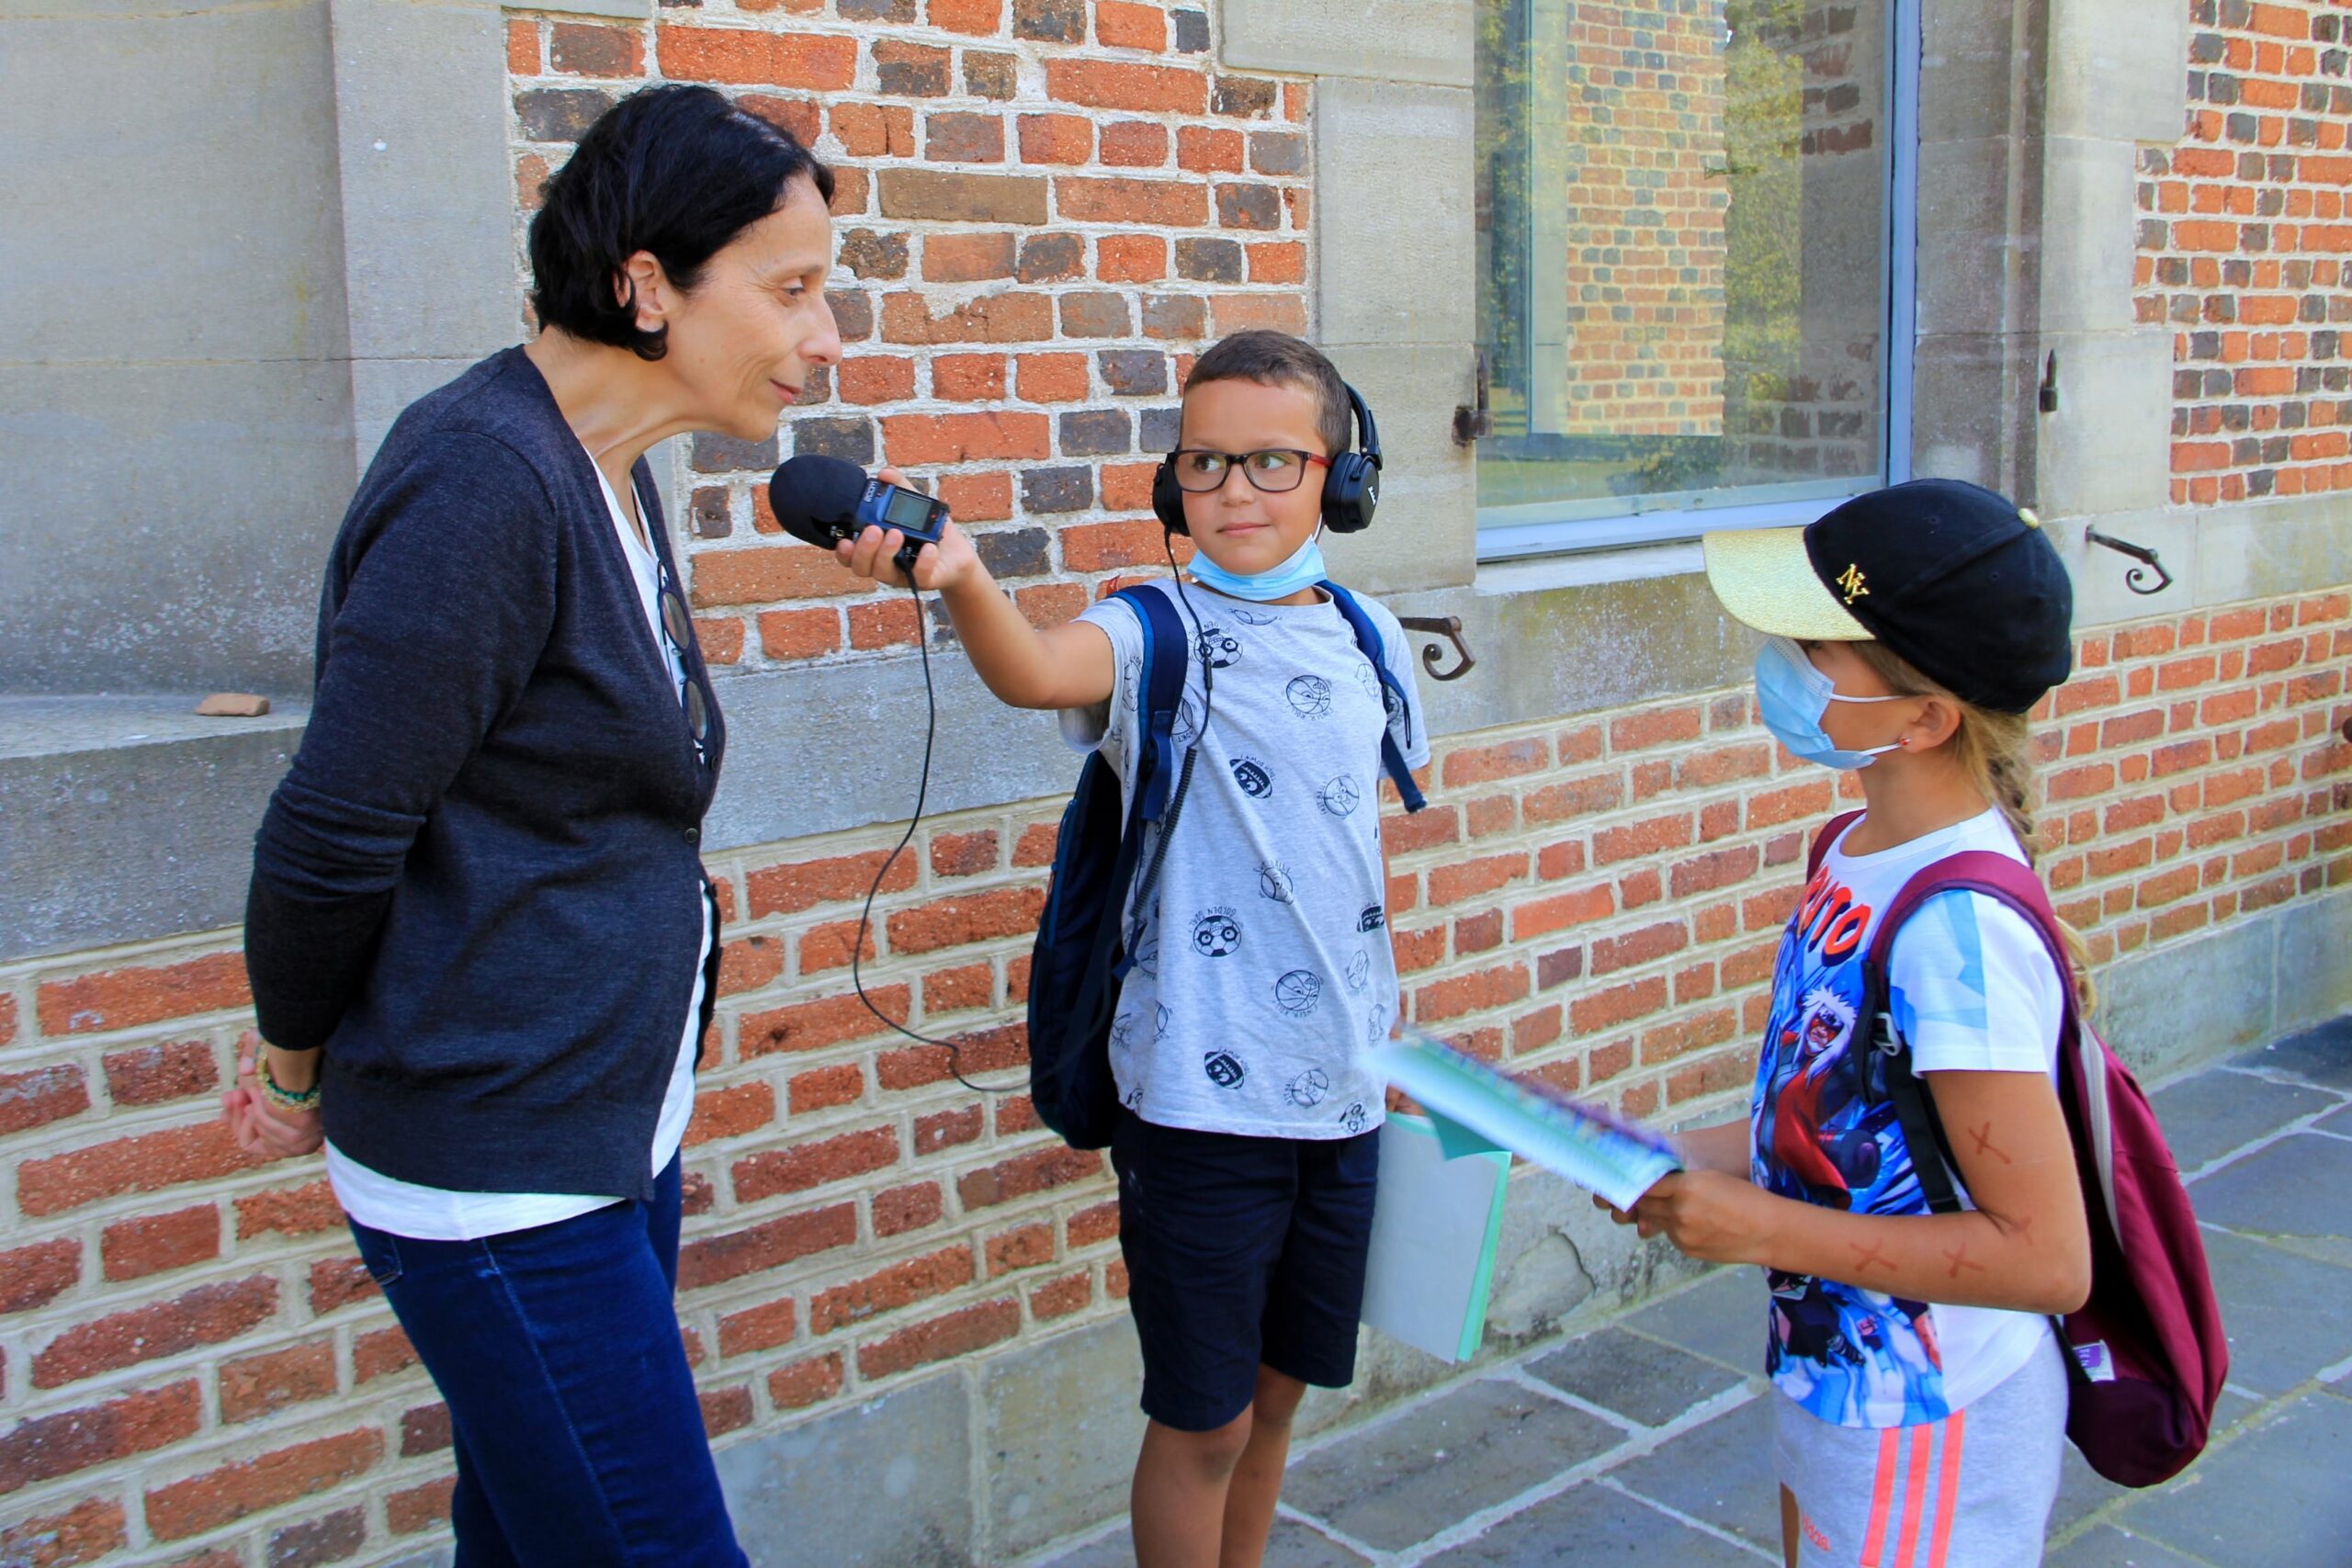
[1836, 564, 1869, 604]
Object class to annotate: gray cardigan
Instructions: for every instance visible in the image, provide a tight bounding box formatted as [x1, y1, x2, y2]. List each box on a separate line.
[246, 347, 726, 1199]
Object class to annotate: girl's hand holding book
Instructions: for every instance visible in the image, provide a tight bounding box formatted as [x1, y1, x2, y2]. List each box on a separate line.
[1595, 1169, 1775, 1267]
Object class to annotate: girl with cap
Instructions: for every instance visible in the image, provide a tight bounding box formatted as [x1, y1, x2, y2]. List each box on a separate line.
[1598, 479, 2096, 1567]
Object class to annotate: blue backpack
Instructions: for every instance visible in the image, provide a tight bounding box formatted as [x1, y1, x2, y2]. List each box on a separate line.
[1026, 581, 1428, 1148]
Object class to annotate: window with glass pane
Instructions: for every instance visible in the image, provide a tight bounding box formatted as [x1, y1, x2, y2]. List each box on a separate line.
[1475, 0, 1909, 556]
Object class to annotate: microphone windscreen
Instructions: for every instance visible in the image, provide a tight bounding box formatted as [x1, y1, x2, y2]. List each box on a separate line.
[765, 454, 869, 550]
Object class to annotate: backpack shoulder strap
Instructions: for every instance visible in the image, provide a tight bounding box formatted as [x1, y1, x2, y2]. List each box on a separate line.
[1867, 852, 2074, 993]
[1112, 584, 1189, 827]
[1319, 580, 1428, 814]
[1861, 850, 2079, 1218]
[1806, 809, 1866, 879]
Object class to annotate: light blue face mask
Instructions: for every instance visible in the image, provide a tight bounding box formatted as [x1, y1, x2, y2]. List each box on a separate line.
[1188, 528, 1329, 603]
[1754, 636, 1909, 770]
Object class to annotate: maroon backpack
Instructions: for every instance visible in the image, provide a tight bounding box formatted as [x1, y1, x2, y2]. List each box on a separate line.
[1808, 811, 2229, 1487]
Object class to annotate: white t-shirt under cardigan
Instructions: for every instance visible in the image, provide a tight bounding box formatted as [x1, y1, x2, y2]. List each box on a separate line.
[324, 451, 709, 1241]
[1059, 578, 1430, 1140]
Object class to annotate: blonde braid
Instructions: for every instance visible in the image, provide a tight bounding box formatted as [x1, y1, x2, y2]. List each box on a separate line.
[1851, 643, 2098, 1012]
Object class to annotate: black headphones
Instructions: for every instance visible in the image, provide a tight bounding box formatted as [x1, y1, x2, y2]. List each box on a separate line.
[1153, 383, 1384, 537]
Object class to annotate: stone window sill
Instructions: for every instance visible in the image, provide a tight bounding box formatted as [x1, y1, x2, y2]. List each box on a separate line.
[1, 696, 310, 964]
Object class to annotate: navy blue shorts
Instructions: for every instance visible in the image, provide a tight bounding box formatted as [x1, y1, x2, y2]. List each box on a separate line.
[1110, 1109, 1381, 1433]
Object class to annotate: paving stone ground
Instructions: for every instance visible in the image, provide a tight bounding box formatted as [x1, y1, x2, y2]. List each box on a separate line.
[1028, 1013, 2352, 1567]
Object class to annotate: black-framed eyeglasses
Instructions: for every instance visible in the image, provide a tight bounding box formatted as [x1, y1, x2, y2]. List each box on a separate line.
[1168, 448, 1333, 494]
[650, 550, 713, 767]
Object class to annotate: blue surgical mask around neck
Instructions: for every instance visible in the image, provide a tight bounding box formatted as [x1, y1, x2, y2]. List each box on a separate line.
[1187, 527, 1328, 603]
[1754, 636, 1909, 770]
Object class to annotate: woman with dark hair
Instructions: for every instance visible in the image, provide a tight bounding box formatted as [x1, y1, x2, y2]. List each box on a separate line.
[223, 84, 838, 1563]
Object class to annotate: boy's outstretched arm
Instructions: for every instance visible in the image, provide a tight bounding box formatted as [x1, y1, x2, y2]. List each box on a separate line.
[836, 468, 1114, 712]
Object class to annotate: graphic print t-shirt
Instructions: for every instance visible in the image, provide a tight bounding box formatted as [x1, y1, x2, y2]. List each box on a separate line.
[1752, 808, 2067, 1427]
[1059, 579, 1430, 1139]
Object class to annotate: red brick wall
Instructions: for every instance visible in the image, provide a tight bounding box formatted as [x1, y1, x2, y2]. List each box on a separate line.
[508, 0, 1311, 666]
[2139, 0, 2352, 504]
[6, 591, 2345, 1561]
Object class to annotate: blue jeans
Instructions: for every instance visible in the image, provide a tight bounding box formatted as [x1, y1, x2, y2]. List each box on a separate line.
[347, 1156, 745, 1567]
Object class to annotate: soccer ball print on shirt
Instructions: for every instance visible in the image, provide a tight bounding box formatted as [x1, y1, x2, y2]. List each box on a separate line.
[1750, 856, 1945, 1427]
[1067, 579, 1431, 1139]
[1191, 907, 1241, 958]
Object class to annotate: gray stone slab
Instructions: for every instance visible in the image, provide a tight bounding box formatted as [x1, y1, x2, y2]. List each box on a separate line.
[1218, 0, 1473, 87]
[2211, 1384, 2265, 1435]
[0, 0, 348, 362]
[1282, 1377, 1625, 1551]
[2188, 495, 2352, 614]
[2051, 1441, 2134, 1536]
[328, 0, 516, 366]
[1480, 1168, 1634, 1344]
[1312, 79, 1473, 346]
[2233, 1015, 2352, 1092]
[981, 1319, 1148, 1561]
[2098, 915, 2281, 1077]
[1606, 1396, 1781, 1554]
[2035, 138, 2143, 337]
[1917, 3, 2036, 147]
[2045, 1524, 2216, 1568]
[1387, 575, 1756, 745]
[1318, 343, 1476, 596]
[2033, 331, 2177, 520]
[0, 700, 308, 962]
[1914, 136, 2023, 340]
[2109, 1393, 2352, 1565]
[2275, 893, 2352, 1038]
[0, 357, 356, 696]
[2045, 0, 2193, 144]
[1527, 1326, 1747, 1429]
[1907, 330, 2040, 497]
[2317, 1102, 2352, 1138]
[717, 1371, 974, 1566]
[2151, 1068, 2337, 1174]
[2053, 1386, 2258, 1536]
[1419, 1479, 1763, 1566]
[2063, 507, 2211, 637]
[2188, 1134, 2352, 1268]
[2195, 1229, 2352, 1398]
[1034, 1516, 1368, 1568]
[1616, 1269, 1759, 1373]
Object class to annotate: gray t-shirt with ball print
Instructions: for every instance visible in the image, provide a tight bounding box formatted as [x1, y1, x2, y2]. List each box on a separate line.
[1059, 578, 1431, 1140]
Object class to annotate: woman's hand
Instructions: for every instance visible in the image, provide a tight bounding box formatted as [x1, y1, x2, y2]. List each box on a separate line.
[220, 1032, 325, 1162]
[833, 466, 981, 594]
[1594, 1170, 1774, 1266]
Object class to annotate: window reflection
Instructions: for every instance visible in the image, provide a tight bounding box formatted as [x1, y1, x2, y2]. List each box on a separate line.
[1476, 0, 1899, 536]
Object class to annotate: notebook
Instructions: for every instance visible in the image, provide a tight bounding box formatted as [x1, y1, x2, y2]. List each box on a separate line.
[1359, 1112, 1510, 1364]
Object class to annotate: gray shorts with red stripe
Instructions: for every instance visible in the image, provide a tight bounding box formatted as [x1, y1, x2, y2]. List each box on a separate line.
[1772, 1333, 2068, 1568]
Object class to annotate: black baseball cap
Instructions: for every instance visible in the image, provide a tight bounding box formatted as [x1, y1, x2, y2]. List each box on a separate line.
[1702, 479, 2075, 714]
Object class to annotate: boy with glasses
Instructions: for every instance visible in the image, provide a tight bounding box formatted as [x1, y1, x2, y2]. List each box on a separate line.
[837, 331, 1428, 1568]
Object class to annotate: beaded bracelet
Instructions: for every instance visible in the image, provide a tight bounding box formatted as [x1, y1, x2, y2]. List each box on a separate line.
[258, 1054, 322, 1113]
